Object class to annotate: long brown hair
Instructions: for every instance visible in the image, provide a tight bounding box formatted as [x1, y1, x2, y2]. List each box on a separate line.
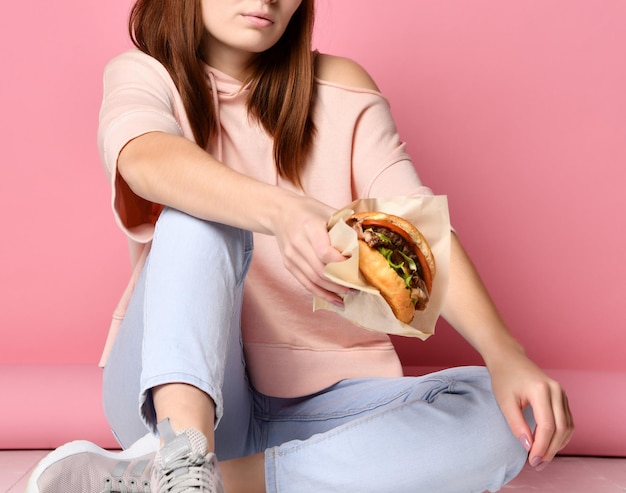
[129, 0, 316, 187]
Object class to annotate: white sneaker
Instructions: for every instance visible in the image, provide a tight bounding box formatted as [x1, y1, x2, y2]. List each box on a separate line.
[24, 432, 158, 492]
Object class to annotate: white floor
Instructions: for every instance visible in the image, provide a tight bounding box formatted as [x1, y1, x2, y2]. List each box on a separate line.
[2, 451, 625, 492]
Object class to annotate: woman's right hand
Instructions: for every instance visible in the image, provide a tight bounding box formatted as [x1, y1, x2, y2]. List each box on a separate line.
[270, 194, 350, 305]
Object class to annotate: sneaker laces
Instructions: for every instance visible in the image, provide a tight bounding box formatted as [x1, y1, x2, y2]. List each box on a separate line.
[153, 419, 222, 493]
[104, 476, 151, 493]
[155, 451, 216, 493]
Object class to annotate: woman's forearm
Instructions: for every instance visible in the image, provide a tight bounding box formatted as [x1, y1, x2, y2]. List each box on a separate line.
[117, 131, 295, 235]
[117, 131, 348, 303]
[441, 233, 525, 365]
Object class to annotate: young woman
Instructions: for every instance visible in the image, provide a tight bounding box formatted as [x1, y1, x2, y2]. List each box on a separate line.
[27, 0, 573, 492]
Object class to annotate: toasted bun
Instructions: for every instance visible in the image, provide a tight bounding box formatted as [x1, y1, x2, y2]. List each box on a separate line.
[357, 240, 416, 323]
[349, 212, 436, 323]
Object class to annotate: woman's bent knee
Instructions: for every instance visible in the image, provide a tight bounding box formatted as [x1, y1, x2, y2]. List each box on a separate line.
[152, 208, 253, 286]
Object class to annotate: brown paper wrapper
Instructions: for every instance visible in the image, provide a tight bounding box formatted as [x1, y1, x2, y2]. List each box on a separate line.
[314, 195, 450, 339]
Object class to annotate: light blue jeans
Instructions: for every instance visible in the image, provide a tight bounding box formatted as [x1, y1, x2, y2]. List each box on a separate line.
[103, 207, 531, 492]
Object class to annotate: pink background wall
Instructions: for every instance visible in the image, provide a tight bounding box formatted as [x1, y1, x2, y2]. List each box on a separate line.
[1, 1, 624, 375]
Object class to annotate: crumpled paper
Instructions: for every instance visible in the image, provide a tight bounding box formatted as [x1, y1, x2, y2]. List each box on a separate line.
[314, 195, 450, 339]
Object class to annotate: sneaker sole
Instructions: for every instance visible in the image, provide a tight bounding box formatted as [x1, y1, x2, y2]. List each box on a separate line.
[24, 433, 158, 493]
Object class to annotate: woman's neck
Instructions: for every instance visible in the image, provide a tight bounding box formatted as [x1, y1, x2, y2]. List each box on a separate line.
[201, 37, 254, 82]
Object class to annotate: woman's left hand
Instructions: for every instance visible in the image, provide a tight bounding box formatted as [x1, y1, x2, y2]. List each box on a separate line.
[442, 233, 574, 469]
[487, 349, 575, 470]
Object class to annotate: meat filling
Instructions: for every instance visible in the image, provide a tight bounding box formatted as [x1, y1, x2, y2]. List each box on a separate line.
[353, 222, 430, 307]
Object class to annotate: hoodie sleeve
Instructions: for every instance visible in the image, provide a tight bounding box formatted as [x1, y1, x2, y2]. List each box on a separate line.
[349, 90, 433, 200]
[97, 49, 186, 243]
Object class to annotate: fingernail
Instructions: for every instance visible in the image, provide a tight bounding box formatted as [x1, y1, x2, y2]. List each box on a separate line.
[536, 461, 549, 472]
[332, 301, 344, 308]
[530, 456, 543, 468]
[519, 434, 531, 452]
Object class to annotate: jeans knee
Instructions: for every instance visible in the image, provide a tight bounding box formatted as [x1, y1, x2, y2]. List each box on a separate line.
[432, 367, 529, 491]
[153, 208, 253, 285]
[464, 391, 529, 491]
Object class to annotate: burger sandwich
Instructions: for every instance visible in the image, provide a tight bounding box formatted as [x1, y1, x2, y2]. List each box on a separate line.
[346, 211, 436, 324]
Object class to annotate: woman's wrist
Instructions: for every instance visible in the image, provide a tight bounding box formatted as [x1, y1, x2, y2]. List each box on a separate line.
[479, 331, 527, 370]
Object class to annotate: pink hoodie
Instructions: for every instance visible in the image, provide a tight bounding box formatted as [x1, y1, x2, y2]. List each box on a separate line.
[97, 49, 432, 398]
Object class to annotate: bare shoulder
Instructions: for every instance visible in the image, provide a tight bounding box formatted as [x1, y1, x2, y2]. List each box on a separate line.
[314, 53, 380, 91]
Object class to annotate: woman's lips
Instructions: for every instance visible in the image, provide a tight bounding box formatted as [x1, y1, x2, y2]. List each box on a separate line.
[242, 12, 274, 27]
